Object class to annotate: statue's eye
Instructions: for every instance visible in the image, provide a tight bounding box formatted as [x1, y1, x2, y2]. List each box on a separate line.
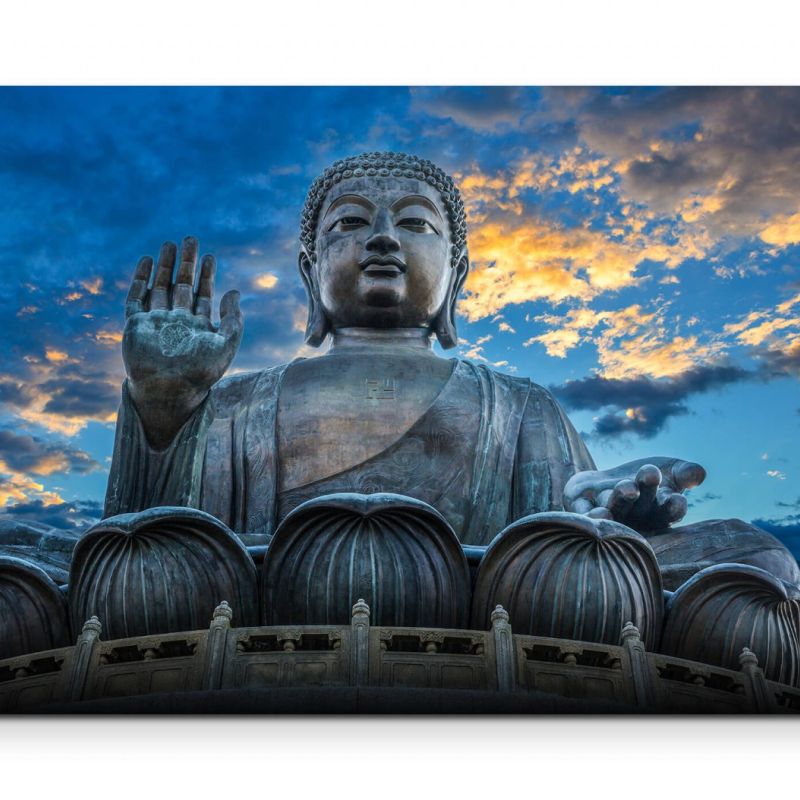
[398, 217, 436, 232]
[330, 216, 368, 231]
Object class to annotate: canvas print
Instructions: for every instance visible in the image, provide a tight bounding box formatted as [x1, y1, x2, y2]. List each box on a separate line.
[0, 87, 798, 713]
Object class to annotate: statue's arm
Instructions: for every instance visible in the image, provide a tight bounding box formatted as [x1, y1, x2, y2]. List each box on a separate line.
[103, 379, 214, 516]
[511, 383, 596, 517]
[105, 237, 243, 516]
[514, 386, 705, 533]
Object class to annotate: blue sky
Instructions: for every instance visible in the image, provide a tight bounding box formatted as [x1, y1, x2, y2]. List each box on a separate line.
[1, 87, 798, 558]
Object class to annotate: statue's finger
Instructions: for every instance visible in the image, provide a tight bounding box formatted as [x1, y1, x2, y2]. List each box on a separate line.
[596, 488, 614, 508]
[635, 464, 662, 508]
[195, 254, 216, 318]
[173, 236, 198, 310]
[608, 479, 639, 520]
[149, 241, 177, 311]
[219, 290, 243, 345]
[587, 506, 613, 520]
[125, 255, 153, 318]
[568, 497, 594, 515]
[671, 460, 706, 491]
[655, 493, 688, 527]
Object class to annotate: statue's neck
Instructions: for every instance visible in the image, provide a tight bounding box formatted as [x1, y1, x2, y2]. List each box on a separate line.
[328, 326, 435, 355]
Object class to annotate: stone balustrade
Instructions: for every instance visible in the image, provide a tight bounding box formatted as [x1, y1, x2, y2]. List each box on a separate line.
[1, 600, 798, 713]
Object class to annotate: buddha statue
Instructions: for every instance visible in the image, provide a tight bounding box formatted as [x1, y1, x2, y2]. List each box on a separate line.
[2, 152, 799, 693]
[103, 151, 798, 586]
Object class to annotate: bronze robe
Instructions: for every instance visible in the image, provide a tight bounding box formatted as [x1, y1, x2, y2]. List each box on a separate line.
[105, 360, 595, 546]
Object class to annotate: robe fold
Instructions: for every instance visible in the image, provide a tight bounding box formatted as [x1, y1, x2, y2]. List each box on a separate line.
[104, 360, 595, 546]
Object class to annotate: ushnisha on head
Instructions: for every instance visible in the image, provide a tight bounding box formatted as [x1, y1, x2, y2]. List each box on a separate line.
[298, 152, 469, 349]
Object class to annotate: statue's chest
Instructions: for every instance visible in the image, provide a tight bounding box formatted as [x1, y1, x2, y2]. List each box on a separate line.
[276, 354, 455, 492]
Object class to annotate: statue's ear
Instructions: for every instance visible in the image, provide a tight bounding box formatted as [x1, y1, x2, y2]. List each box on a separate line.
[298, 248, 331, 347]
[434, 249, 469, 350]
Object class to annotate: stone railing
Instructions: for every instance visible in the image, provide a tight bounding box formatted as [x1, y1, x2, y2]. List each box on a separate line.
[1, 601, 798, 713]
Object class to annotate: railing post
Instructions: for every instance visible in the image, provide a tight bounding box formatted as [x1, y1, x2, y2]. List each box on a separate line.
[350, 599, 370, 687]
[621, 621, 657, 710]
[66, 616, 102, 702]
[491, 605, 516, 692]
[739, 647, 773, 712]
[202, 601, 233, 690]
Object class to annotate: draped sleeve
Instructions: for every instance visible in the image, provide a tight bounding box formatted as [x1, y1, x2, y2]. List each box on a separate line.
[103, 367, 288, 533]
[510, 382, 596, 520]
[103, 380, 214, 516]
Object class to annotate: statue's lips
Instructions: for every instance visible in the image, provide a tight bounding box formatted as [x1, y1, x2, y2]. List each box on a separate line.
[360, 255, 406, 278]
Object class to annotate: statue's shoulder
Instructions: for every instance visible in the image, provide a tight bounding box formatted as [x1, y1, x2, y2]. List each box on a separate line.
[210, 364, 290, 415]
[459, 359, 534, 396]
[465, 361, 567, 418]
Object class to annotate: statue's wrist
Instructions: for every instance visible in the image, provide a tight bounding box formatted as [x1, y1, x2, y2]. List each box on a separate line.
[126, 378, 209, 450]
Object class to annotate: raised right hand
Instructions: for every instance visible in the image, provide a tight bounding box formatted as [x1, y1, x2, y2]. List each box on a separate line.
[122, 236, 243, 447]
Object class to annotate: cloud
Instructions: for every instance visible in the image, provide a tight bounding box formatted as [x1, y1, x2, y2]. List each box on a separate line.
[751, 517, 800, 562]
[562, 87, 800, 240]
[453, 149, 722, 323]
[459, 218, 643, 321]
[253, 272, 279, 290]
[551, 362, 753, 439]
[40, 373, 120, 420]
[0, 429, 101, 476]
[80, 277, 103, 295]
[0, 362, 121, 436]
[525, 303, 727, 380]
[0, 472, 64, 507]
[93, 330, 123, 346]
[0, 498, 102, 530]
[411, 87, 530, 132]
[776, 497, 800, 510]
[688, 492, 722, 507]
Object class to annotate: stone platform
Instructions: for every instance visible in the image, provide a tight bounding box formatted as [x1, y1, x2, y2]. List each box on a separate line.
[1, 601, 798, 714]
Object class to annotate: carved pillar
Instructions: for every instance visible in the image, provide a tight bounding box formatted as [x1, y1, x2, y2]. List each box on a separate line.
[66, 616, 102, 702]
[350, 599, 370, 687]
[202, 601, 233, 691]
[739, 647, 774, 713]
[621, 621, 657, 710]
[491, 605, 516, 693]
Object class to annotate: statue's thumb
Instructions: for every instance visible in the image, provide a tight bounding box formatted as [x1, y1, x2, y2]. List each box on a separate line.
[220, 290, 243, 341]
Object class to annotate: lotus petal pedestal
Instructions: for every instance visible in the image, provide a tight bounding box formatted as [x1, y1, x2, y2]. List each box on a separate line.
[0, 556, 70, 659]
[661, 563, 800, 686]
[262, 493, 471, 627]
[69, 506, 259, 639]
[471, 512, 664, 649]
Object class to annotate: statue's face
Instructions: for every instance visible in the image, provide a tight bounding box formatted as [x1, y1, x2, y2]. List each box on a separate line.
[309, 176, 456, 330]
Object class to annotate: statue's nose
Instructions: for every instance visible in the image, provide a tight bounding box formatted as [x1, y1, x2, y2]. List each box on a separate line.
[365, 209, 400, 255]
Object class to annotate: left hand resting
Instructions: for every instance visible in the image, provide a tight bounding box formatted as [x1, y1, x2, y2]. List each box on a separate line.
[563, 457, 706, 533]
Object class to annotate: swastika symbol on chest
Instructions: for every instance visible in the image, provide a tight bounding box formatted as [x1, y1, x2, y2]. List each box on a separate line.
[365, 378, 397, 400]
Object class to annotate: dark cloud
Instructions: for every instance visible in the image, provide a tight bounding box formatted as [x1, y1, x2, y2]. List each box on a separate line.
[776, 498, 800, 510]
[591, 402, 688, 439]
[40, 377, 120, 419]
[557, 87, 800, 235]
[551, 362, 752, 439]
[689, 492, 722, 505]
[0, 379, 36, 407]
[754, 343, 800, 379]
[626, 150, 710, 193]
[0, 429, 101, 474]
[411, 87, 534, 132]
[0, 498, 102, 530]
[751, 516, 800, 562]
